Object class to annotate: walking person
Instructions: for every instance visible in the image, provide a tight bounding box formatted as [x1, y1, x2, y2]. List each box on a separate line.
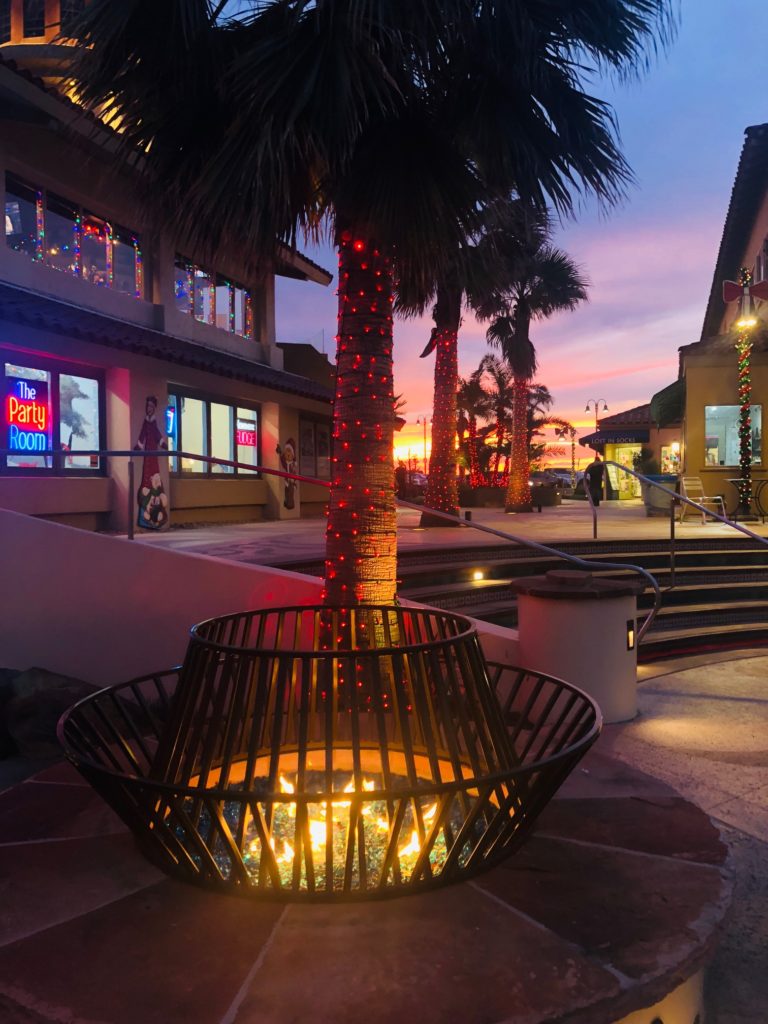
[585, 453, 605, 507]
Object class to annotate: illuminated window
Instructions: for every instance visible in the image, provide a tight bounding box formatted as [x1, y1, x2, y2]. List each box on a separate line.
[112, 225, 143, 297]
[169, 391, 259, 476]
[2, 356, 103, 473]
[59, 374, 100, 470]
[704, 405, 762, 466]
[193, 266, 215, 325]
[5, 174, 143, 296]
[236, 408, 258, 473]
[210, 402, 234, 473]
[175, 254, 253, 338]
[173, 256, 193, 315]
[45, 192, 79, 275]
[81, 212, 110, 286]
[4, 174, 41, 261]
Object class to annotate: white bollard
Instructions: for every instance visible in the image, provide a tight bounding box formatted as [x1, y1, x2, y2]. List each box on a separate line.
[512, 569, 642, 724]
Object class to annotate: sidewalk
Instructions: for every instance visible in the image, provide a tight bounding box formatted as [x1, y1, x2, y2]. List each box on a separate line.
[134, 499, 768, 568]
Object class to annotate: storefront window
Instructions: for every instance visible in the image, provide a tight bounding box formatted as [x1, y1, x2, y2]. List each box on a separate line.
[4, 175, 41, 261]
[210, 402, 234, 473]
[166, 394, 178, 472]
[179, 396, 207, 473]
[705, 406, 762, 466]
[45, 193, 80, 275]
[299, 418, 331, 478]
[59, 374, 100, 469]
[81, 213, 110, 286]
[2, 358, 103, 473]
[660, 444, 681, 475]
[5, 363, 51, 469]
[169, 391, 259, 475]
[236, 408, 258, 472]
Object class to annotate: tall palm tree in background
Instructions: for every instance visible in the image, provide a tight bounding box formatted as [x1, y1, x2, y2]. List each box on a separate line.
[65, 0, 673, 606]
[485, 208, 588, 512]
[456, 368, 492, 486]
[414, 223, 504, 526]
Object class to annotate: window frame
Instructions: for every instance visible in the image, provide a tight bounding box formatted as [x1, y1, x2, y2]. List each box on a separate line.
[703, 404, 763, 468]
[298, 415, 332, 479]
[0, 349, 107, 476]
[4, 173, 144, 298]
[167, 388, 261, 478]
[175, 253, 254, 340]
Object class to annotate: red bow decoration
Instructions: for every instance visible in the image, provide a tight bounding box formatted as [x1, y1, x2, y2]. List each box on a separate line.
[723, 279, 768, 303]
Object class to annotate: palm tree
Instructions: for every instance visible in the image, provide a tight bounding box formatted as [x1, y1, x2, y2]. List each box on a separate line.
[485, 208, 588, 512]
[65, 0, 673, 605]
[456, 368, 492, 487]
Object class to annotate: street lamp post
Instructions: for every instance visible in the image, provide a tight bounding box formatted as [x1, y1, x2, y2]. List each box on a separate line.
[417, 416, 431, 475]
[585, 398, 609, 435]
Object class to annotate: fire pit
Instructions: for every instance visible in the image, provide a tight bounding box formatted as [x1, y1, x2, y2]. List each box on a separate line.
[59, 606, 600, 901]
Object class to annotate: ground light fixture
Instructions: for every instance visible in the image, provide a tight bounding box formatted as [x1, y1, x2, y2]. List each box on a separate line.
[59, 605, 600, 902]
[626, 618, 636, 651]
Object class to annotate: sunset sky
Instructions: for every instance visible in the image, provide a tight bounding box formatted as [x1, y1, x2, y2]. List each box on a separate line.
[275, 0, 768, 468]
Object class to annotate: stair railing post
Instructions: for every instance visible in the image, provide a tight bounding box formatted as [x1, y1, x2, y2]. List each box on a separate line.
[127, 457, 135, 541]
[669, 491, 676, 589]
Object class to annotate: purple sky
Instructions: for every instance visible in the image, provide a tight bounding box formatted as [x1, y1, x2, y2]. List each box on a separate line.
[275, 1, 768, 465]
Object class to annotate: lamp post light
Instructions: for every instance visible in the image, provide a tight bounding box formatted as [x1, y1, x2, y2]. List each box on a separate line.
[585, 398, 609, 435]
[417, 416, 431, 475]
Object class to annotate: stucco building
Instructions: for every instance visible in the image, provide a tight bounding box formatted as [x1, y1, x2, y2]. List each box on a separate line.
[675, 122, 768, 512]
[1, 2, 333, 531]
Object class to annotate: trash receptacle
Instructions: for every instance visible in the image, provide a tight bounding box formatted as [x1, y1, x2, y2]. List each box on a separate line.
[511, 569, 643, 723]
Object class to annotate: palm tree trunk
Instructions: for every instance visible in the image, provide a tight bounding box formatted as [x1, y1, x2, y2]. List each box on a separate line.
[468, 419, 481, 484]
[505, 376, 532, 512]
[421, 283, 460, 527]
[324, 232, 397, 606]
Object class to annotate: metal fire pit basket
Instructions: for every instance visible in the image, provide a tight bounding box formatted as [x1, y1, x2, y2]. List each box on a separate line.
[59, 605, 600, 901]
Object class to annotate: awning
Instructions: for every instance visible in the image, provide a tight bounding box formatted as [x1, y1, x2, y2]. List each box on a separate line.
[650, 379, 685, 427]
[579, 429, 650, 447]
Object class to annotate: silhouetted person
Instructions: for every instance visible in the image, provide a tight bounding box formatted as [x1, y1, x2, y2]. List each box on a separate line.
[395, 461, 407, 499]
[585, 453, 605, 507]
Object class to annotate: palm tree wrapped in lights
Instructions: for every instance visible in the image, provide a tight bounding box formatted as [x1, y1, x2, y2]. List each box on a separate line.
[65, 0, 674, 605]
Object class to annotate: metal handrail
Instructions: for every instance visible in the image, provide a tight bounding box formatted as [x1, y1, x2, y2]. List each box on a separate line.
[0, 447, 330, 540]
[603, 460, 768, 542]
[2, 444, 661, 640]
[397, 499, 662, 644]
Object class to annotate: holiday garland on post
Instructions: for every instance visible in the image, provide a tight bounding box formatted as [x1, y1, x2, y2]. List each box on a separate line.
[736, 319, 753, 510]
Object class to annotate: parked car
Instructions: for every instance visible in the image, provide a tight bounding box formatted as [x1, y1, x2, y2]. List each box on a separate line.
[408, 471, 428, 495]
[528, 470, 564, 490]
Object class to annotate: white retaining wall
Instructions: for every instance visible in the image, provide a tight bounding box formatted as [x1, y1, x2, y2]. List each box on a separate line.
[0, 509, 520, 685]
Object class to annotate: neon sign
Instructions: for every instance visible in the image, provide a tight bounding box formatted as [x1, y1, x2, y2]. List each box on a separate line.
[236, 418, 256, 448]
[6, 377, 49, 452]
